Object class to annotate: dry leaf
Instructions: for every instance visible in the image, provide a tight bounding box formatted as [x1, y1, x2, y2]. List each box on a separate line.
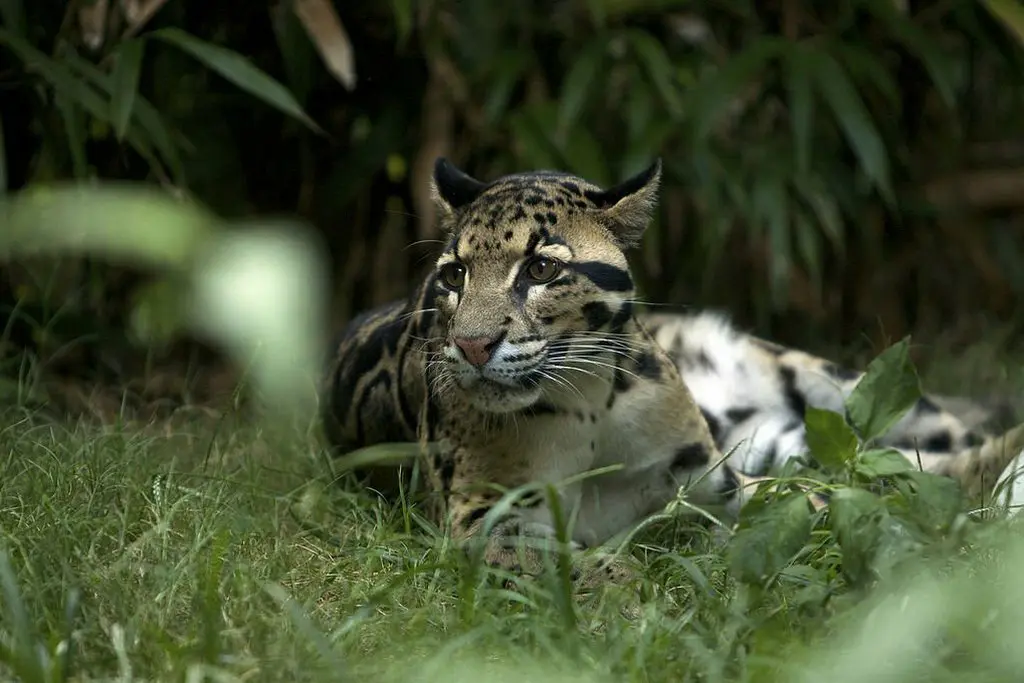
[78, 0, 110, 51]
[119, 0, 171, 39]
[292, 0, 357, 91]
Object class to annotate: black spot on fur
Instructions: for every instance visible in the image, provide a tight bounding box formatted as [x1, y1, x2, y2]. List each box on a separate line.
[637, 351, 661, 379]
[824, 362, 860, 382]
[671, 443, 711, 470]
[608, 302, 633, 334]
[760, 441, 778, 475]
[726, 407, 757, 424]
[571, 262, 634, 292]
[466, 506, 492, 526]
[613, 365, 631, 393]
[439, 458, 455, 492]
[917, 397, 941, 414]
[718, 466, 741, 498]
[582, 301, 613, 330]
[529, 402, 562, 416]
[701, 408, 722, 442]
[524, 232, 541, 256]
[924, 432, 953, 452]
[503, 230, 514, 241]
[779, 366, 807, 417]
[782, 419, 803, 434]
[965, 431, 985, 447]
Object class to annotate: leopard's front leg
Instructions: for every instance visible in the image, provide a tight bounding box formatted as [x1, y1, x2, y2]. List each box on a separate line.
[444, 444, 585, 578]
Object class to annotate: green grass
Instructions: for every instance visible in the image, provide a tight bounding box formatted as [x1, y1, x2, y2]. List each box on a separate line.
[2, 341, 1024, 682]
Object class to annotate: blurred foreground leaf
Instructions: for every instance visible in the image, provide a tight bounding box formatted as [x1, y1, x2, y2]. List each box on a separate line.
[0, 184, 327, 421]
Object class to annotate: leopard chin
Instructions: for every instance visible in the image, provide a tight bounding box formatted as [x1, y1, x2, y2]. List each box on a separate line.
[454, 376, 543, 414]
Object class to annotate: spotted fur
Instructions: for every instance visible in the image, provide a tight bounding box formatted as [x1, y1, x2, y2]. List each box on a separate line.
[322, 159, 1024, 579]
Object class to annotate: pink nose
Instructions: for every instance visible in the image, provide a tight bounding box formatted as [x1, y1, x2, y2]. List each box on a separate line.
[453, 335, 499, 367]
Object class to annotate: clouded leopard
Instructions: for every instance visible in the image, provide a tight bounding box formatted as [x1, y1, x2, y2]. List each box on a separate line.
[322, 158, 1024, 579]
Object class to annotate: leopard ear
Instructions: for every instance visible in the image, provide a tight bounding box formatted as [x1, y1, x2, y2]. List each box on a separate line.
[431, 158, 487, 215]
[591, 159, 662, 248]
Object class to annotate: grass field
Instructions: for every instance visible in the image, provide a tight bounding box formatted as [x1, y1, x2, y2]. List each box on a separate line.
[3, 335, 1024, 683]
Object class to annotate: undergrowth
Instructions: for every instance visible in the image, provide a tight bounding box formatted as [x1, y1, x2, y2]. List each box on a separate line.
[1, 339, 1024, 682]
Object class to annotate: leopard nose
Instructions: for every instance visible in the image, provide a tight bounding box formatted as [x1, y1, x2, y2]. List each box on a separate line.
[453, 334, 501, 367]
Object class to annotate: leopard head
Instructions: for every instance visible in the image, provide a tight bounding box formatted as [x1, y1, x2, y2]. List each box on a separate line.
[427, 158, 662, 413]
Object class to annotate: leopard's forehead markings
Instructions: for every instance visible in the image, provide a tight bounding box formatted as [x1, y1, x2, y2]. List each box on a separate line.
[448, 172, 602, 260]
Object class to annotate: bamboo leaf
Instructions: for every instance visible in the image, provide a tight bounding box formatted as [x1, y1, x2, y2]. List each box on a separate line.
[111, 39, 145, 141]
[754, 174, 791, 306]
[982, 0, 1024, 44]
[55, 92, 88, 178]
[810, 51, 893, 204]
[688, 37, 788, 142]
[865, 0, 956, 107]
[0, 116, 6, 196]
[794, 206, 823, 293]
[786, 46, 815, 175]
[292, 0, 356, 91]
[60, 49, 185, 185]
[149, 27, 323, 134]
[626, 29, 683, 118]
[485, 50, 531, 124]
[793, 176, 845, 256]
[558, 37, 607, 134]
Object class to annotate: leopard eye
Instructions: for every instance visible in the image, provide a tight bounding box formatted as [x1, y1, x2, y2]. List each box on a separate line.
[439, 262, 466, 289]
[524, 257, 561, 284]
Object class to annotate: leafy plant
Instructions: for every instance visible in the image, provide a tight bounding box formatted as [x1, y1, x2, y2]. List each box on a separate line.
[728, 337, 977, 593]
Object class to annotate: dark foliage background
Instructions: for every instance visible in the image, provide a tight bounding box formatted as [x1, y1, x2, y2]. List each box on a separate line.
[3, 0, 1024, 408]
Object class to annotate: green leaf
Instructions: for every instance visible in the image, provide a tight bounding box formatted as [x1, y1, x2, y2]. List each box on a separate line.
[389, 0, 415, 45]
[0, 30, 180, 183]
[509, 104, 564, 171]
[793, 207, 823, 293]
[793, 176, 845, 256]
[270, 1, 315, 107]
[59, 49, 185, 185]
[0, 115, 6, 196]
[810, 50, 893, 204]
[831, 41, 901, 110]
[1, 184, 214, 267]
[0, 0, 25, 36]
[0, 548, 46, 682]
[829, 487, 889, 586]
[753, 174, 791, 306]
[728, 493, 813, 585]
[111, 39, 145, 141]
[626, 29, 683, 118]
[149, 27, 322, 134]
[855, 448, 914, 478]
[865, 0, 955, 107]
[558, 37, 607, 134]
[894, 470, 962, 533]
[786, 46, 815, 175]
[688, 37, 787, 142]
[805, 407, 858, 469]
[845, 337, 922, 442]
[982, 0, 1024, 45]
[55, 92, 88, 178]
[484, 50, 531, 125]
